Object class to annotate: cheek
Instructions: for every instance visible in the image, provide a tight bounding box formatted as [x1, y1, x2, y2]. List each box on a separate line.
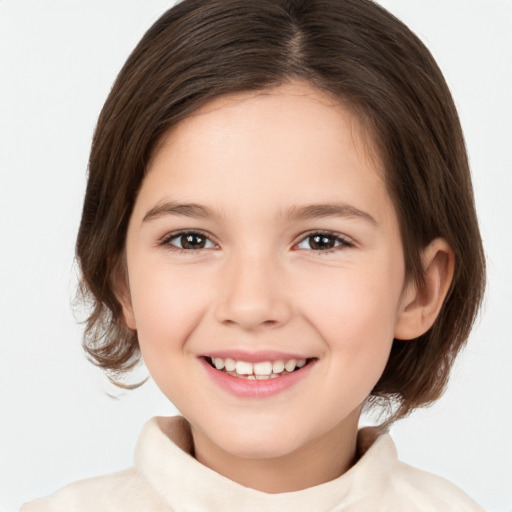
[309, 288, 396, 414]
[301, 266, 401, 341]
[127, 263, 215, 407]
[128, 262, 210, 357]
[297, 261, 403, 390]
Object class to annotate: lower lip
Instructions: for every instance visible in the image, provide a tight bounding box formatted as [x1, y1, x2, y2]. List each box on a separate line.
[200, 358, 315, 399]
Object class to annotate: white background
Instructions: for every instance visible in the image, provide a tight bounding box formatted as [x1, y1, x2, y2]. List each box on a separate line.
[0, 1, 511, 511]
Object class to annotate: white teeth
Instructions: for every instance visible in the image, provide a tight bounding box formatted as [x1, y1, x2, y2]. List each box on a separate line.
[284, 359, 297, 372]
[272, 360, 285, 373]
[235, 360, 253, 375]
[213, 358, 224, 370]
[224, 358, 236, 372]
[253, 361, 273, 376]
[210, 356, 309, 378]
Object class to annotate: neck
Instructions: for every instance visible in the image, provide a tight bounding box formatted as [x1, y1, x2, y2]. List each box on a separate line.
[190, 411, 360, 494]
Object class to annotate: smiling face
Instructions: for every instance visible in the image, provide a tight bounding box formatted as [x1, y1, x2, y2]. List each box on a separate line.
[121, 81, 410, 485]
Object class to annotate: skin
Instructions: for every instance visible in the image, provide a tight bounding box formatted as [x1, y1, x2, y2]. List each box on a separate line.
[119, 81, 454, 493]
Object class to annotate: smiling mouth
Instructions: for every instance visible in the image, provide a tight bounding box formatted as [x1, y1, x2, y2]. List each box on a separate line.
[204, 356, 315, 380]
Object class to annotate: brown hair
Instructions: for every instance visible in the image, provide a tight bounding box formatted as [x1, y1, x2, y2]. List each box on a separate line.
[76, 0, 485, 420]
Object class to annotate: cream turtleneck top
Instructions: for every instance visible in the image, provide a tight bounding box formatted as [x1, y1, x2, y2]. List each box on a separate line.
[22, 416, 484, 511]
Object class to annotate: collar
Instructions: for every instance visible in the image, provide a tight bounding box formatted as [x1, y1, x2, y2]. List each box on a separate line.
[133, 416, 397, 512]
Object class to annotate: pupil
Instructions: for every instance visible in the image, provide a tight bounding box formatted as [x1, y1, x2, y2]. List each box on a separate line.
[183, 234, 205, 249]
[311, 235, 334, 249]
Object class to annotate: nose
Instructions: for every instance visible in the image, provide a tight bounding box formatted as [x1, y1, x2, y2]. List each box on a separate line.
[214, 250, 293, 330]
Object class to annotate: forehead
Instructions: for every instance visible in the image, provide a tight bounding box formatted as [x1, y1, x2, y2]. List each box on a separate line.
[154, 82, 383, 181]
[137, 81, 391, 224]
[187, 83, 374, 149]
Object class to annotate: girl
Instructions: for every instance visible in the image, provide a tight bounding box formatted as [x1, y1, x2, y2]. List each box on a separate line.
[4, 0, 507, 510]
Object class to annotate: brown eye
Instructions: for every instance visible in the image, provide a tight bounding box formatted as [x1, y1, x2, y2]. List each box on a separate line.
[181, 234, 206, 249]
[165, 231, 215, 250]
[309, 234, 337, 250]
[296, 232, 351, 251]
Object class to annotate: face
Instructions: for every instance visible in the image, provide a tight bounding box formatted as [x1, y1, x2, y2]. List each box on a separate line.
[122, 82, 408, 464]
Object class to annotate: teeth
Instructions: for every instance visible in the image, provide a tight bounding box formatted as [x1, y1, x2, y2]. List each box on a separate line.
[224, 358, 236, 372]
[213, 358, 224, 370]
[272, 360, 285, 373]
[253, 361, 273, 376]
[209, 356, 308, 379]
[284, 359, 297, 372]
[235, 361, 253, 375]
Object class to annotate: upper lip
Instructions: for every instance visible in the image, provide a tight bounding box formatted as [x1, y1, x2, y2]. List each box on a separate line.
[200, 350, 312, 363]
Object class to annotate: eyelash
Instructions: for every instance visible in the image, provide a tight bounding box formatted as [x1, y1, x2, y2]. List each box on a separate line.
[160, 230, 217, 253]
[295, 230, 354, 253]
[160, 230, 354, 255]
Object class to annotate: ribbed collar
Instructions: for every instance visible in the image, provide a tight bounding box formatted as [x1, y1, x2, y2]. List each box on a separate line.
[134, 416, 396, 511]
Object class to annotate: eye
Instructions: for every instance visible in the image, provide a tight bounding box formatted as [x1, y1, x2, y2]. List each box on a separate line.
[162, 231, 216, 251]
[296, 231, 353, 252]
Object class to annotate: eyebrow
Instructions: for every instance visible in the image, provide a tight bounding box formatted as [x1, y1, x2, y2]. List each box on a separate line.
[143, 202, 217, 223]
[283, 203, 377, 225]
[142, 201, 376, 225]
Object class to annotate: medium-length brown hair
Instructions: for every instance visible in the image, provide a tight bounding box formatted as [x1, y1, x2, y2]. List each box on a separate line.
[76, 0, 485, 421]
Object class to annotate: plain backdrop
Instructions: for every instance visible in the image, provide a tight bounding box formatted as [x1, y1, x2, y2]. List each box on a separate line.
[0, 1, 511, 511]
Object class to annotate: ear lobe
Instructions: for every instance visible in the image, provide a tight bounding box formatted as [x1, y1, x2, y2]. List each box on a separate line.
[394, 238, 455, 340]
[118, 289, 137, 331]
[112, 259, 137, 331]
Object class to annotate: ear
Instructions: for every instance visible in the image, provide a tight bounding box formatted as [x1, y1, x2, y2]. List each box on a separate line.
[112, 258, 137, 331]
[394, 238, 455, 340]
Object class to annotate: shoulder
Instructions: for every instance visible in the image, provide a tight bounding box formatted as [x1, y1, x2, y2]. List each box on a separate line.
[388, 459, 485, 511]
[20, 467, 169, 512]
[20, 417, 188, 512]
[356, 427, 485, 511]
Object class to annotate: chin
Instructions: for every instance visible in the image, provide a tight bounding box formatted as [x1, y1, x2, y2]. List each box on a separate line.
[219, 433, 301, 460]
[207, 414, 314, 460]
